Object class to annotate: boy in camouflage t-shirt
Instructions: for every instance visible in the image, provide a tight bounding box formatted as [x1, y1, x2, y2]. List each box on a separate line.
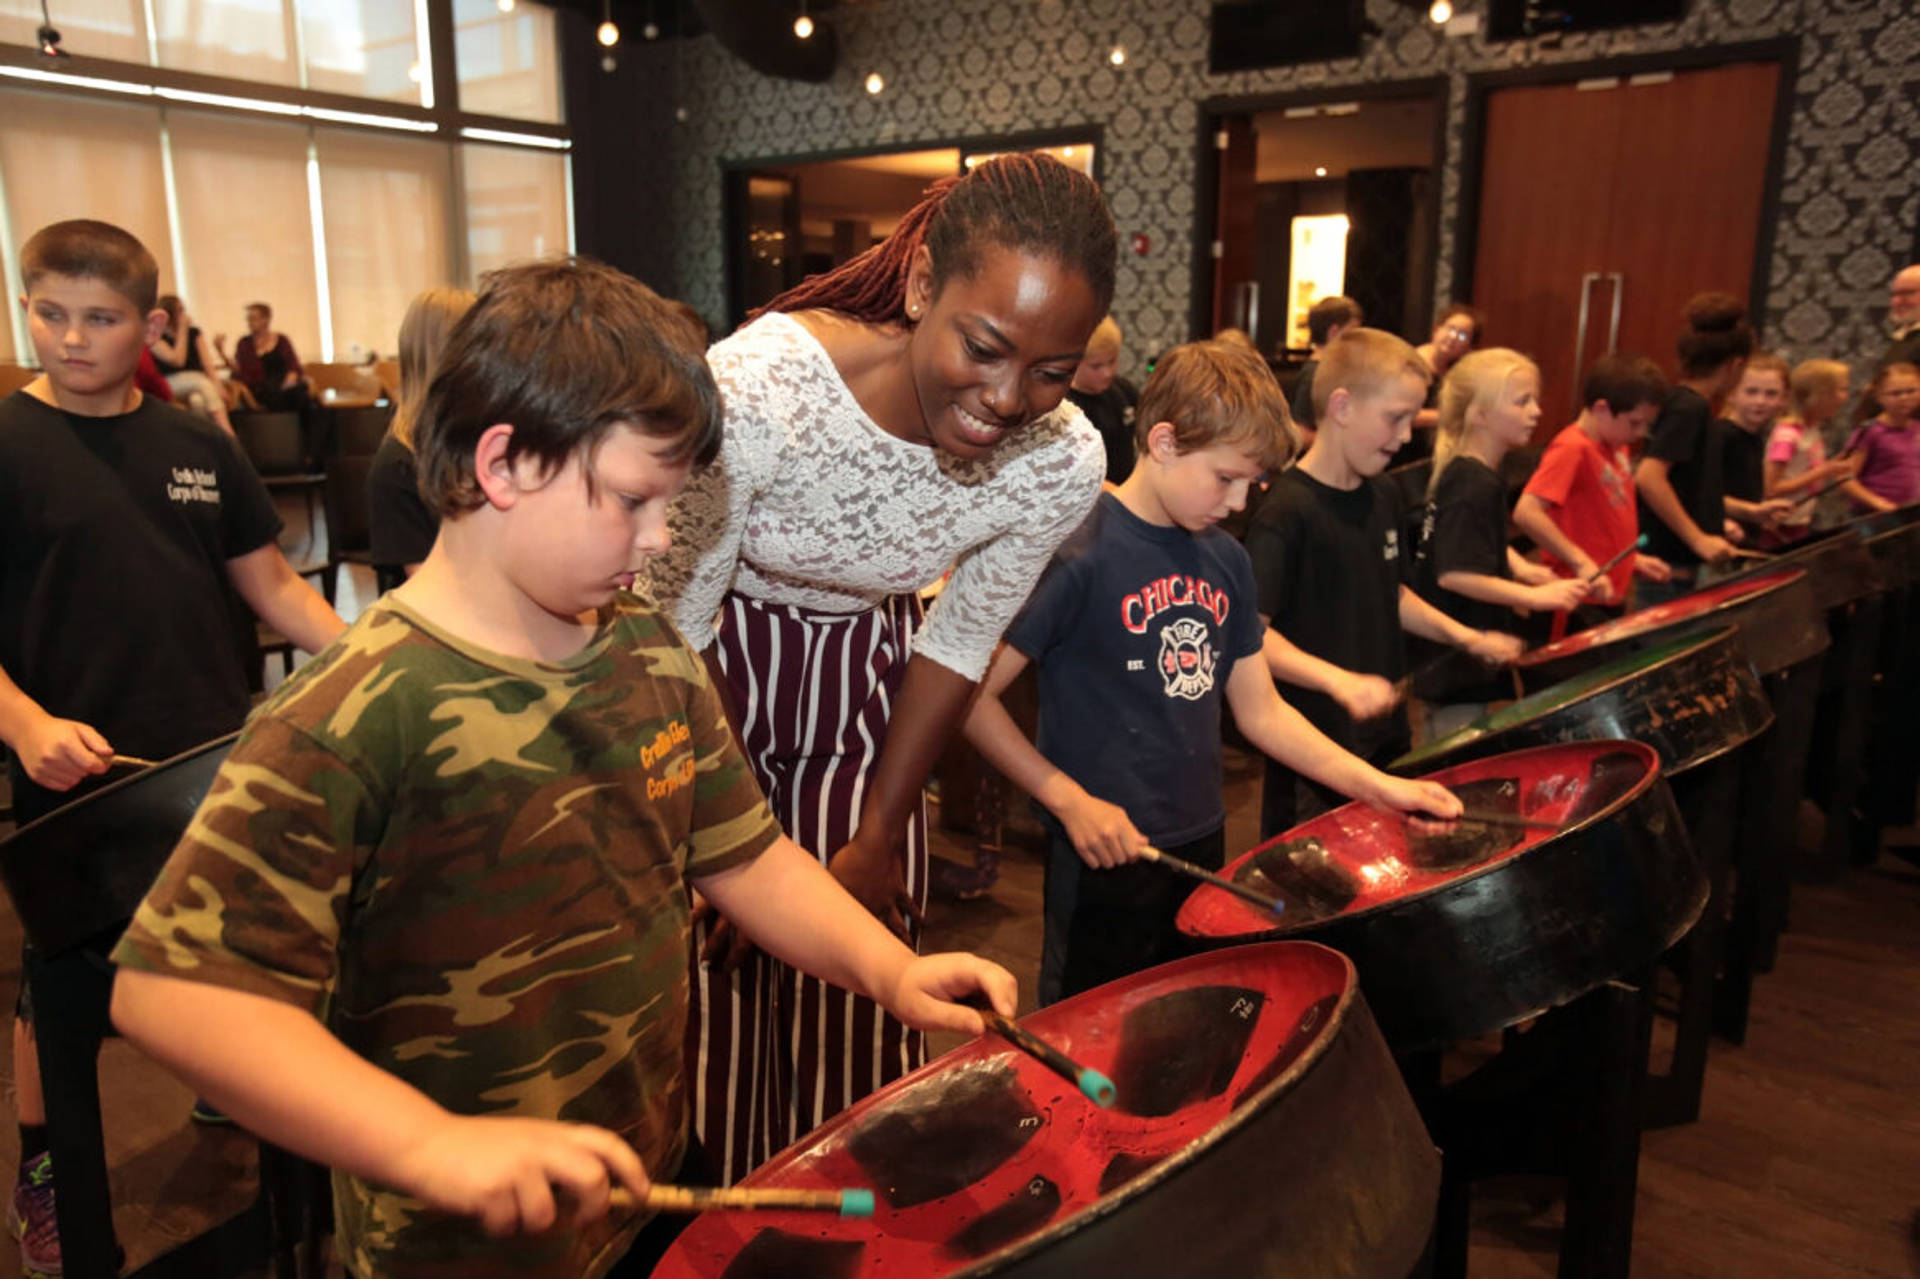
[109, 260, 1017, 1279]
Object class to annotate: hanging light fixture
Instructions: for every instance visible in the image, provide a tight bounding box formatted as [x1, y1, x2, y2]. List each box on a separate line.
[864, 71, 884, 95]
[1429, 0, 1454, 23]
[597, 0, 620, 46]
[793, 0, 814, 39]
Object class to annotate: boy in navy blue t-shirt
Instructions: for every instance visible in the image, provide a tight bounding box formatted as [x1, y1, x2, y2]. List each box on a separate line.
[964, 339, 1459, 1003]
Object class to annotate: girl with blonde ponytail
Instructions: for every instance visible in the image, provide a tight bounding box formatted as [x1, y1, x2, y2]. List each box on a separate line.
[1414, 350, 1592, 718]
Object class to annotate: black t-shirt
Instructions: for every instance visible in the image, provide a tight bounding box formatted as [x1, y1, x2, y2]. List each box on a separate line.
[1721, 420, 1766, 504]
[367, 433, 439, 571]
[1289, 360, 1319, 432]
[0, 391, 281, 821]
[1067, 379, 1139, 485]
[1637, 386, 1726, 569]
[1006, 494, 1264, 845]
[1244, 467, 1410, 758]
[1415, 456, 1513, 636]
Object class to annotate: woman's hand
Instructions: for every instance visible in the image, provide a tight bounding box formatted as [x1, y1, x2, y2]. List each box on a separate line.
[388, 1115, 647, 1237]
[828, 836, 921, 940]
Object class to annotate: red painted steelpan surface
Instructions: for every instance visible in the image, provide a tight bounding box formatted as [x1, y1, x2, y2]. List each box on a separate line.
[1517, 568, 1803, 669]
[1178, 742, 1657, 941]
[653, 943, 1434, 1278]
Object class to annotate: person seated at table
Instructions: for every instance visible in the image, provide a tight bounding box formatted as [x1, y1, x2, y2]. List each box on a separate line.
[368, 286, 476, 585]
[216, 301, 311, 408]
[1290, 295, 1363, 446]
[0, 218, 344, 1279]
[108, 257, 1015, 1279]
[149, 293, 234, 433]
[966, 338, 1458, 1003]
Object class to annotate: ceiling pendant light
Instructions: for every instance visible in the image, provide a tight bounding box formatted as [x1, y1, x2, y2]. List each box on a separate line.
[597, 0, 620, 46]
[794, 0, 814, 39]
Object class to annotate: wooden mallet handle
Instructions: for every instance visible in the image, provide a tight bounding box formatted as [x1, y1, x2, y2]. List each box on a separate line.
[607, 1184, 875, 1217]
[1137, 845, 1285, 915]
[980, 1008, 1116, 1107]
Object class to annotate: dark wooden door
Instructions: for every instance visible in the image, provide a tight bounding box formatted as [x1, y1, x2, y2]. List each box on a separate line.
[1212, 114, 1258, 337]
[1470, 61, 1781, 435]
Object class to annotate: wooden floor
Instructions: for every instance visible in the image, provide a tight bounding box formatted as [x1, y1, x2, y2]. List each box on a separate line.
[0, 553, 1914, 1275]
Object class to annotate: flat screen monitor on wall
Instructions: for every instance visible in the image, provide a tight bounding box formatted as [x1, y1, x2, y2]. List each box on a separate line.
[1208, 1, 1368, 73]
[1487, 0, 1687, 40]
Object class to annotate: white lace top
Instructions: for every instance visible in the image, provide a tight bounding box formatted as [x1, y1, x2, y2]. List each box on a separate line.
[646, 312, 1105, 681]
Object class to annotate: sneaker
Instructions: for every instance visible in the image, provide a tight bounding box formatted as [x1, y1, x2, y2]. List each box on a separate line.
[8, 1151, 60, 1279]
[190, 1098, 235, 1126]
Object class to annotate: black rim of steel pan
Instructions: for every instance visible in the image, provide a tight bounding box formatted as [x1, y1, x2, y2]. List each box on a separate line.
[1178, 741, 1706, 1052]
[0, 733, 237, 956]
[1392, 627, 1773, 779]
[1516, 566, 1827, 689]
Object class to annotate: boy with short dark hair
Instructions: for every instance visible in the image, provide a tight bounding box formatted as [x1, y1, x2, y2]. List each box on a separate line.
[1514, 353, 1675, 630]
[964, 338, 1458, 1004]
[1, 218, 344, 1276]
[1246, 328, 1521, 838]
[1290, 294, 1363, 439]
[108, 258, 1015, 1279]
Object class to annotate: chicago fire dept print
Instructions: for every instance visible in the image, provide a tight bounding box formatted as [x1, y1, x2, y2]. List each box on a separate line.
[1158, 617, 1217, 700]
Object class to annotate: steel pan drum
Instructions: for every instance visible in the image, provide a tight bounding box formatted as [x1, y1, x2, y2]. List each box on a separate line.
[1177, 742, 1704, 1052]
[653, 943, 1438, 1279]
[1393, 628, 1772, 778]
[1709, 527, 1880, 610]
[1516, 567, 1825, 690]
[0, 734, 235, 956]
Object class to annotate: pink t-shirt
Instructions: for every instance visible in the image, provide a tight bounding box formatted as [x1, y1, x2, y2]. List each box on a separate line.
[1765, 418, 1826, 527]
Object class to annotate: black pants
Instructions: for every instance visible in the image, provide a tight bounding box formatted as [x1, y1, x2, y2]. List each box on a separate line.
[1039, 826, 1224, 1006]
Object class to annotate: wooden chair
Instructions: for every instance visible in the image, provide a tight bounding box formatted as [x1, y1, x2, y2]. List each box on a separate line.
[330, 403, 394, 459]
[372, 358, 401, 405]
[305, 362, 382, 407]
[320, 454, 376, 606]
[0, 362, 40, 396]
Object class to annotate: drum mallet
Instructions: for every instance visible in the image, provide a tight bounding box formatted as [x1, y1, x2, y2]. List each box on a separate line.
[1586, 534, 1648, 587]
[1137, 846, 1285, 915]
[607, 1184, 876, 1217]
[976, 1006, 1117, 1108]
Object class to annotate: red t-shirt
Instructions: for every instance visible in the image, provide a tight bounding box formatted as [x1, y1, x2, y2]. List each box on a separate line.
[1523, 422, 1638, 600]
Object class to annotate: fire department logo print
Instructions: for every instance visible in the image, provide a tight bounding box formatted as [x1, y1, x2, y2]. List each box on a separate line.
[1158, 618, 1216, 701]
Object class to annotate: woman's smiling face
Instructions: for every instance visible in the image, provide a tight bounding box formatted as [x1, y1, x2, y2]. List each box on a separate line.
[902, 242, 1103, 460]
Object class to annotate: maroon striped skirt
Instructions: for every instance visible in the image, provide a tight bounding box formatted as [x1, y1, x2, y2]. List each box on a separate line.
[686, 591, 929, 1184]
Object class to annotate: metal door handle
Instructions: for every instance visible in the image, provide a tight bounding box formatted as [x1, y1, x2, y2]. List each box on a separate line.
[1571, 272, 1600, 395]
[1234, 281, 1261, 340]
[1606, 272, 1624, 352]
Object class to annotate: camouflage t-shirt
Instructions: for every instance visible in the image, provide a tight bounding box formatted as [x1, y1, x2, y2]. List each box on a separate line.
[112, 594, 781, 1279]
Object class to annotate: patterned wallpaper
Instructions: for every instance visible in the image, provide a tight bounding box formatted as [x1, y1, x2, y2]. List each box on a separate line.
[610, 0, 1920, 378]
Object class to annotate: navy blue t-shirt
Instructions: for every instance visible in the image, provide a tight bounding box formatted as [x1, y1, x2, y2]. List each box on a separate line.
[1006, 494, 1265, 846]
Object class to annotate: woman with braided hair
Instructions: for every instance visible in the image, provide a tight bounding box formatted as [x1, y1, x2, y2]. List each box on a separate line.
[646, 152, 1116, 1182]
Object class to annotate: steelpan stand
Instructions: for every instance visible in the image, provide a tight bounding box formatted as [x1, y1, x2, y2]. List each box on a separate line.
[1408, 975, 1653, 1279]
